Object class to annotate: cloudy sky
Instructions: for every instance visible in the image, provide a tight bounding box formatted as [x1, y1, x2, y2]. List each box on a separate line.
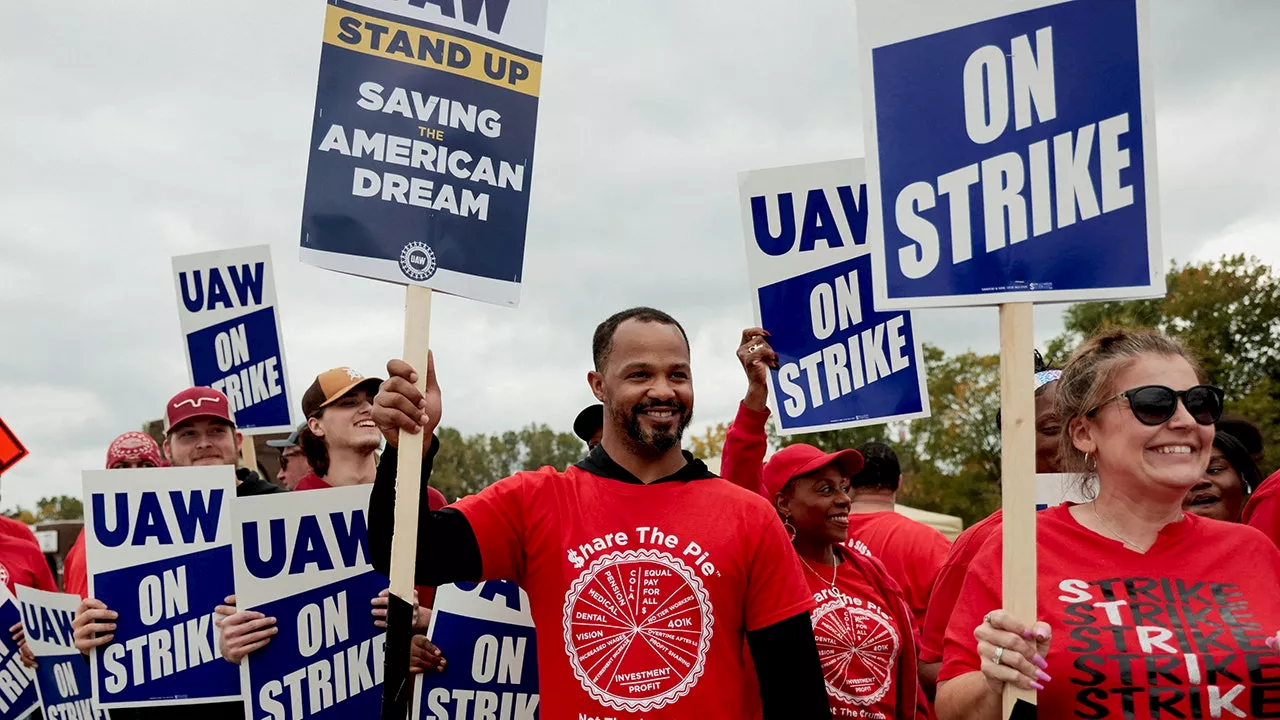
[2, 1, 1277, 512]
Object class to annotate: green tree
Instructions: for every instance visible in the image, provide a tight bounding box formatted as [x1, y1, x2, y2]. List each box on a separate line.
[686, 423, 729, 461]
[36, 496, 84, 521]
[1050, 254, 1280, 472]
[429, 423, 585, 501]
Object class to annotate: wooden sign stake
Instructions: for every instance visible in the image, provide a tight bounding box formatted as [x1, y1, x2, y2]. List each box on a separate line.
[999, 302, 1038, 719]
[381, 284, 434, 719]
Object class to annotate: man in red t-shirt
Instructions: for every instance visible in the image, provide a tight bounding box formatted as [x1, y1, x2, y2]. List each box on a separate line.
[1244, 468, 1280, 548]
[843, 442, 951, 633]
[368, 307, 830, 720]
[0, 514, 36, 547]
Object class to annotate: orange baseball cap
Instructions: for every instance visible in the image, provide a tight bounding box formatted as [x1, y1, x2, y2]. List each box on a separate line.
[302, 367, 383, 418]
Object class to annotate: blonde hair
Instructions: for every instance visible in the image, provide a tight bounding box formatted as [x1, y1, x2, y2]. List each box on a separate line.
[1055, 328, 1207, 483]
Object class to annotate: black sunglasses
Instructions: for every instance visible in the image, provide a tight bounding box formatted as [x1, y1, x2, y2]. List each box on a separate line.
[1089, 384, 1224, 426]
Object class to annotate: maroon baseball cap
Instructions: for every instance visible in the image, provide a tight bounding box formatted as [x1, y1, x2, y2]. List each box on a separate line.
[164, 387, 236, 434]
[761, 444, 864, 499]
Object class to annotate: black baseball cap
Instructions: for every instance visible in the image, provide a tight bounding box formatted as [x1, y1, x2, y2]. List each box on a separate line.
[574, 404, 604, 443]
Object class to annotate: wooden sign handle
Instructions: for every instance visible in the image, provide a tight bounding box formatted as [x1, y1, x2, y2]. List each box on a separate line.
[389, 284, 433, 602]
[240, 438, 258, 476]
[999, 302, 1038, 717]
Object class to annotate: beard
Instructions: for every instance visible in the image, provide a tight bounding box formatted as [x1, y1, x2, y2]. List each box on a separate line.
[617, 398, 693, 454]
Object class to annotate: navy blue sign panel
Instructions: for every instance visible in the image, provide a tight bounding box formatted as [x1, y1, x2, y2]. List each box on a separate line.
[82, 468, 240, 709]
[244, 572, 387, 719]
[0, 590, 38, 720]
[18, 587, 107, 720]
[173, 245, 294, 434]
[758, 255, 927, 433]
[857, 0, 1163, 308]
[414, 580, 539, 719]
[300, 0, 549, 307]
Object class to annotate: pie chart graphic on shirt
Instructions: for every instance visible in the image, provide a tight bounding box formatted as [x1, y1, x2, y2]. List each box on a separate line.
[812, 596, 899, 706]
[563, 548, 715, 712]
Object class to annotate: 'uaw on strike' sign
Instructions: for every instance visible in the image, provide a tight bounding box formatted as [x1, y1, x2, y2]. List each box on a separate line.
[0, 587, 37, 720]
[16, 587, 107, 720]
[413, 580, 538, 720]
[232, 484, 387, 719]
[857, 0, 1163, 308]
[300, 0, 549, 307]
[83, 466, 239, 708]
[172, 245, 295, 433]
[739, 159, 930, 435]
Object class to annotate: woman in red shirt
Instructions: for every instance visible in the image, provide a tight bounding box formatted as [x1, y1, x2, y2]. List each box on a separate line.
[722, 328, 921, 719]
[1182, 426, 1261, 523]
[937, 328, 1280, 720]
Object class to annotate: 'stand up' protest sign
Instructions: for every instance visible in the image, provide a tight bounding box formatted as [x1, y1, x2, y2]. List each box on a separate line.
[857, 0, 1162, 308]
[300, 0, 550, 307]
[413, 581, 538, 720]
[0, 587, 37, 720]
[16, 587, 107, 719]
[172, 245, 294, 433]
[83, 466, 240, 708]
[233, 484, 386, 719]
[738, 159, 930, 435]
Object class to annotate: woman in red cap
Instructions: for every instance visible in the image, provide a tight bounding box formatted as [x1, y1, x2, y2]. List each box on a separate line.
[62, 431, 166, 599]
[722, 328, 921, 719]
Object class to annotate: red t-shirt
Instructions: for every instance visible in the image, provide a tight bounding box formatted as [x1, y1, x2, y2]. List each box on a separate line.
[0, 516, 36, 546]
[295, 473, 447, 609]
[844, 511, 950, 634]
[64, 529, 89, 598]
[0, 534, 56, 595]
[807, 544, 915, 720]
[452, 463, 815, 719]
[1243, 468, 1280, 549]
[940, 504, 1280, 719]
[918, 510, 1003, 664]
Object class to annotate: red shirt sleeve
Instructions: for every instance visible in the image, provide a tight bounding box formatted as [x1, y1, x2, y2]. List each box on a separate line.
[721, 402, 769, 496]
[938, 532, 1003, 682]
[63, 530, 89, 599]
[451, 471, 536, 584]
[742, 503, 816, 631]
[919, 512, 1001, 664]
[1243, 470, 1280, 549]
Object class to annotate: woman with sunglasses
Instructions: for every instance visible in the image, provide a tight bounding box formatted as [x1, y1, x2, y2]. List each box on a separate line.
[1182, 425, 1262, 523]
[724, 328, 921, 720]
[936, 328, 1280, 720]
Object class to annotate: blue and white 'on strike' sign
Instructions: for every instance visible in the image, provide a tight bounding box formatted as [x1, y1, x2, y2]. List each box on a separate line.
[83, 466, 239, 708]
[856, 0, 1163, 308]
[300, 0, 550, 308]
[413, 581, 539, 720]
[16, 586, 107, 720]
[172, 245, 294, 433]
[232, 484, 386, 720]
[0, 586, 37, 720]
[739, 160, 931, 436]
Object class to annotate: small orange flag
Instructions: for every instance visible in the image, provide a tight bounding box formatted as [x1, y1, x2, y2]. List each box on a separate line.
[0, 418, 28, 474]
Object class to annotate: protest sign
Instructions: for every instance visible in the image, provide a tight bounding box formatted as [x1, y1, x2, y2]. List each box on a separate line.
[0, 419, 28, 476]
[300, 0, 551, 308]
[16, 587, 107, 719]
[233, 484, 386, 719]
[82, 466, 239, 708]
[738, 159, 930, 435]
[857, 0, 1162, 309]
[0, 586, 37, 720]
[412, 580, 538, 720]
[172, 245, 294, 434]
[1035, 473, 1089, 511]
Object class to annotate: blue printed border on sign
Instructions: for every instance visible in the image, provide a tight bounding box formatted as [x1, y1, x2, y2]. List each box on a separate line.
[758, 254, 928, 434]
[858, 0, 1163, 309]
[416, 609, 539, 719]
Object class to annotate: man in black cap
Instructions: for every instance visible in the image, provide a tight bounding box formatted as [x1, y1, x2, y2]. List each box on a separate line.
[265, 423, 312, 490]
[572, 403, 604, 450]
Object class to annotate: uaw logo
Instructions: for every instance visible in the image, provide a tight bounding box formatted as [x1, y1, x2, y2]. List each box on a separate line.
[399, 241, 438, 282]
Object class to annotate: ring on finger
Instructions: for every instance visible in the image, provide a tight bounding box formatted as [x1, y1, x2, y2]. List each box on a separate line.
[747, 344, 761, 353]
[984, 612, 995, 625]
[992, 646, 1006, 666]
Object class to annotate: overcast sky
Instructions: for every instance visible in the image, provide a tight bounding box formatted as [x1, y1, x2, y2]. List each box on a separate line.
[2, 1, 1277, 512]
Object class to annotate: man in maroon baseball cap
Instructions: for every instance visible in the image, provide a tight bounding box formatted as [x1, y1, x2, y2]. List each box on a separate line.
[72, 387, 280, 719]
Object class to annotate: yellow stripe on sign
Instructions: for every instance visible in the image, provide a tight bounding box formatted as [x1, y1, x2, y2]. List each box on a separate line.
[323, 5, 542, 98]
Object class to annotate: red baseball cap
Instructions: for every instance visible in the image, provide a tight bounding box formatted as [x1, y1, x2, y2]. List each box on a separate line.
[164, 387, 236, 434]
[761, 444, 864, 499]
